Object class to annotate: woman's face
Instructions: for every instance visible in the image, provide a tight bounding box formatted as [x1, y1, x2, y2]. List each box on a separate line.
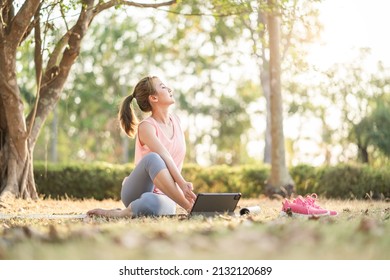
[152, 78, 175, 105]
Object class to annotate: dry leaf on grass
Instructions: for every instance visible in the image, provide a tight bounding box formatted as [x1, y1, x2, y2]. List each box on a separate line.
[357, 217, 383, 235]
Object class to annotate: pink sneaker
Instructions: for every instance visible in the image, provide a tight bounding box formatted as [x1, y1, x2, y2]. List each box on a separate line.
[281, 197, 329, 217]
[303, 193, 338, 216]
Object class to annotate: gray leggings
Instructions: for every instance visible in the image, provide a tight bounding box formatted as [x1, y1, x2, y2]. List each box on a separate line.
[121, 152, 176, 216]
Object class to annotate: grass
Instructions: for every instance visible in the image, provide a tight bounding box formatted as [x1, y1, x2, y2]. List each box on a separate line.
[0, 196, 389, 260]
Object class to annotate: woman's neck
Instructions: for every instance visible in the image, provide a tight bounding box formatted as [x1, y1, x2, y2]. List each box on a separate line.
[151, 109, 170, 125]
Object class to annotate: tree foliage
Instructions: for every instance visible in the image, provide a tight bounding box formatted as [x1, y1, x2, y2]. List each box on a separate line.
[352, 103, 390, 162]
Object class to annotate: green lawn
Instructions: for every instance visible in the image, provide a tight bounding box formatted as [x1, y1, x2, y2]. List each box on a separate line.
[0, 197, 389, 260]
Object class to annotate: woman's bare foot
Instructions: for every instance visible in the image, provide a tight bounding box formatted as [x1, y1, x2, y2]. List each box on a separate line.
[87, 207, 133, 218]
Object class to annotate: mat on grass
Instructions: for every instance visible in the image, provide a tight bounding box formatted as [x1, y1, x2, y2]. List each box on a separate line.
[0, 213, 87, 219]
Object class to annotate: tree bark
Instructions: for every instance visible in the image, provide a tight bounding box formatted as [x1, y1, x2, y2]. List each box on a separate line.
[0, 0, 40, 200]
[261, 54, 272, 164]
[256, 8, 272, 165]
[265, 0, 294, 198]
[0, 54, 38, 200]
[357, 144, 369, 164]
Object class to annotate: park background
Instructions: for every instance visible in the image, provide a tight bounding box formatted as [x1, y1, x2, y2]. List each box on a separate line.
[0, 0, 389, 262]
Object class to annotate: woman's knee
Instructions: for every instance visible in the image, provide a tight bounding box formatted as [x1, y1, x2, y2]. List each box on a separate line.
[143, 152, 163, 164]
[141, 152, 167, 180]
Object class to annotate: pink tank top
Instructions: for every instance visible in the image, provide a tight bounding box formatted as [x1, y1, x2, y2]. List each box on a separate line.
[134, 113, 186, 194]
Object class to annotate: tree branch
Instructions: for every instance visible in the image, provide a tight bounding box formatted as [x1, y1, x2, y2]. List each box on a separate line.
[27, 4, 42, 138]
[93, 0, 176, 16]
[157, 8, 250, 18]
[7, 0, 41, 48]
[44, 31, 70, 83]
[281, 0, 297, 61]
[28, 0, 97, 145]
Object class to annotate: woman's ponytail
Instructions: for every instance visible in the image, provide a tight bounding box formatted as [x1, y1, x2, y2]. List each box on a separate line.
[118, 76, 157, 138]
[118, 94, 138, 138]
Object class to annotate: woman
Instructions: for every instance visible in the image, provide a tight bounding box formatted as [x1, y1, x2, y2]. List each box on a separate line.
[87, 76, 196, 218]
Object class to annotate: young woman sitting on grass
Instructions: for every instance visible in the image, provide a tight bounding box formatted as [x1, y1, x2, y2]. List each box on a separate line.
[87, 76, 196, 218]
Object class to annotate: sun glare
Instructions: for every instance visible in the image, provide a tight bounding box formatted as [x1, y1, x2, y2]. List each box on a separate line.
[307, 0, 390, 70]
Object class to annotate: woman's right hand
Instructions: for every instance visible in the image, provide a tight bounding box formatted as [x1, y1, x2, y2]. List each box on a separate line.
[179, 181, 196, 208]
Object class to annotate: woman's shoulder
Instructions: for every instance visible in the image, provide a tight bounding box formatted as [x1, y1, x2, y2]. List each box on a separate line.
[138, 117, 157, 132]
[137, 118, 158, 145]
[139, 116, 156, 126]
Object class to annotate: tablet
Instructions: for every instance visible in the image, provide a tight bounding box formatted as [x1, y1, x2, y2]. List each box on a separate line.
[189, 192, 242, 217]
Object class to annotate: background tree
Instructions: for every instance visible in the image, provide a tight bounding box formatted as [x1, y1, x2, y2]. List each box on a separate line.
[264, 0, 293, 197]
[351, 116, 373, 163]
[286, 50, 390, 165]
[370, 105, 390, 158]
[240, 0, 322, 164]
[351, 103, 390, 163]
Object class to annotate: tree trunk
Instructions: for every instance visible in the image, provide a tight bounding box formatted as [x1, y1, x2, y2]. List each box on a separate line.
[50, 108, 58, 162]
[0, 0, 94, 200]
[0, 47, 38, 200]
[261, 62, 272, 164]
[357, 144, 369, 164]
[265, 0, 294, 198]
[0, 0, 41, 200]
[256, 8, 272, 165]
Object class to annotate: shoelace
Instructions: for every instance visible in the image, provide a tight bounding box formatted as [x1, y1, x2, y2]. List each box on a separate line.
[293, 194, 322, 209]
[292, 196, 309, 206]
[303, 193, 324, 209]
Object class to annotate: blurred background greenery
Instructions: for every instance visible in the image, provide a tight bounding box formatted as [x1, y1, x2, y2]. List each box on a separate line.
[16, 1, 388, 169]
